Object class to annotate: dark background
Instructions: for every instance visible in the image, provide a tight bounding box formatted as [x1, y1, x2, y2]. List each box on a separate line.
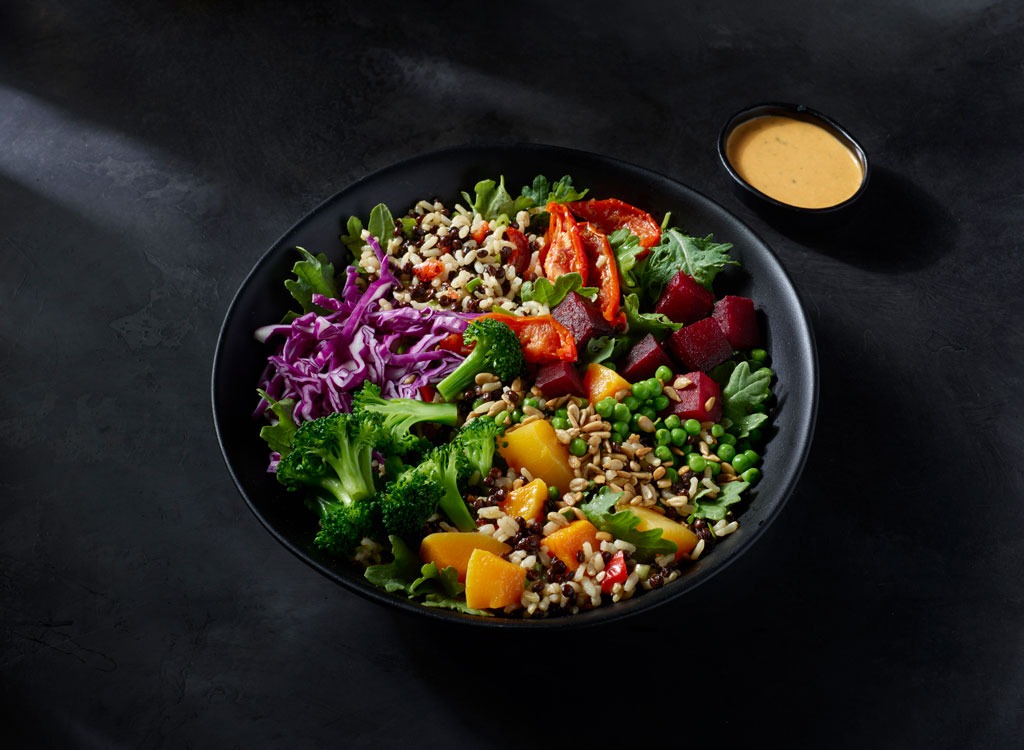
[3, 1, 1022, 748]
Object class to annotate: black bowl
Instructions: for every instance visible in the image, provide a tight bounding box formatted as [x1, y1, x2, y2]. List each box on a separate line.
[211, 143, 818, 629]
[718, 102, 870, 228]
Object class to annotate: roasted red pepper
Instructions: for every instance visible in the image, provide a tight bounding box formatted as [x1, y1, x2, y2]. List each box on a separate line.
[477, 313, 576, 364]
[437, 332, 472, 355]
[540, 202, 588, 284]
[578, 221, 624, 327]
[505, 225, 533, 278]
[568, 198, 662, 252]
[601, 550, 628, 593]
[413, 257, 446, 282]
[471, 220, 490, 245]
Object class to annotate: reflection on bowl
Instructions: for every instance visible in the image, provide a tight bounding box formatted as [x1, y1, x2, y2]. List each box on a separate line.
[719, 103, 870, 218]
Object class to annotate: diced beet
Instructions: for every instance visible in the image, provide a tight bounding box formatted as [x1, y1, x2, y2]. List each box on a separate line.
[552, 291, 613, 349]
[668, 317, 734, 372]
[654, 271, 715, 324]
[533, 360, 586, 398]
[618, 333, 674, 382]
[668, 371, 723, 422]
[712, 295, 760, 350]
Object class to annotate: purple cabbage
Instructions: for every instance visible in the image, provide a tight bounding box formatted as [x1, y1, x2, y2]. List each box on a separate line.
[255, 237, 476, 424]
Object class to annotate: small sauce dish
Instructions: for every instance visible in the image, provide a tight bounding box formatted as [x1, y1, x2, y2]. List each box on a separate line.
[719, 102, 870, 220]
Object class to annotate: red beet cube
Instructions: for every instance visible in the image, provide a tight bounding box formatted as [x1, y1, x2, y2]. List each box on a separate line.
[712, 295, 760, 350]
[668, 317, 734, 372]
[668, 371, 723, 422]
[533, 360, 586, 398]
[654, 271, 715, 324]
[552, 291, 613, 349]
[618, 333, 674, 382]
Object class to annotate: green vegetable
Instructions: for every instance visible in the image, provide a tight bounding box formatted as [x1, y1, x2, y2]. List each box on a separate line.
[621, 293, 682, 338]
[376, 462, 444, 542]
[455, 416, 505, 484]
[435, 317, 526, 403]
[608, 227, 645, 293]
[352, 381, 458, 456]
[690, 480, 749, 522]
[283, 247, 339, 314]
[580, 488, 678, 563]
[419, 444, 476, 531]
[637, 228, 737, 304]
[256, 389, 298, 457]
[462, 176, 516, 221]
[520, 272, 598, 307]
[721, 361, 773, 438]
[364, 536, 486, 614]
[518, 174, 588, 208]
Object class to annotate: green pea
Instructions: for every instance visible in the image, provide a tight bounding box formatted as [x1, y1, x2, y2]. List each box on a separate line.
[670, 427, 688, 447]
[612, 403, 631, 423]
[623, 395, 640, 411]
[663, 414, 681, 430]
[655, 365, 673, 383]
[684, 418, 702, 436]
[751, 348, 768, 362]
[604, 361, 617, 371]
[631, 380, 650, 401]
[711, 423, 725, 438]
[594, 397, 615, 418]
[555, 407, 569, 420]
[612, 420, 630, 436]
[743, 449, 760, 465]
[654, 445, 674, 463]
[665, 467, 678, 484]
[630, 413, 645, 432]
[653, 395, 670, 412]
[578, 399, 589, 408]
[731, 452, 752, 473]
[719, 432, 736, 446]
[548, 485, 560, 501]
[569, 437, 588, 456]
[645, 377, 662, 396]
[510, 408, 524, 423]
[551, 416, 570, 431]
[741, 467, 762, 485]
[523, 396, 542, 411]
[687, 454, 707, 473]
[640, 407, 658, 422]
[708, 460, 721, 477]
[655, 428, 672, 446]
[716, 443, 737, 463]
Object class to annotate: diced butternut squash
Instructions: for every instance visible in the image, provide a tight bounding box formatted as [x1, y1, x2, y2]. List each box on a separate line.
[501, 478, 549, 523]
[498, 418, 575, 492]
[625, 506, 698, 560]
[542, 519, 601, 571]
[464, 548, 526, 610]
[584, 362, 632, 403]
[419, 532, 512, 583]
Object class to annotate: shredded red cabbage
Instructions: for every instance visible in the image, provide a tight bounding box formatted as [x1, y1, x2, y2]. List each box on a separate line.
[255, 237, 476, 423]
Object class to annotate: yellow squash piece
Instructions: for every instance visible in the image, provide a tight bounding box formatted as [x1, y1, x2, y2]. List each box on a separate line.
[419, 532, 512, 583]
[501, 478, 549, 523]
[497, 418, 575, 493]
[541, 519, 601, 572]
[625, 506, 698, 560]
[584, 362, 632, 404]
[464, 548, 526, 610]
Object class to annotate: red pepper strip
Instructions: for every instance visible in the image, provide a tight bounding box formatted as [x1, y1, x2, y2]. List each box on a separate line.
[504, 225, 533, 279]
[578, 221, 624, 327]
[471, 220, 490, 245]
[567, 198, 662, 253]
[413, 257, 446, 282]
[437, 332, 472, 356]
[417, 384, 437, 402]
[476, 313, 577, 364]
[540, 202, 589, 284]
[601, 550, 628, 593]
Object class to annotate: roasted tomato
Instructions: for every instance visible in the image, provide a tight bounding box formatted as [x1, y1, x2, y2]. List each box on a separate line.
[567, 198, 661, 252]
[505, 225, 533, 278]
[539, 202, 588, 283]
[578, 221, 623, 326]
[477, 313, 576, 364]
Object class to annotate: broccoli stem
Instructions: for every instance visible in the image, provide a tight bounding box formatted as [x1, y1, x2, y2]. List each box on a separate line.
[436, 345, 489, 403]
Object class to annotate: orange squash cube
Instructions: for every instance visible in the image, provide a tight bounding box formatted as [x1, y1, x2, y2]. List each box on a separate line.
[419, 532, 512, 583]
[542, 519, 601, 571]
[583, 362, 632, 403]
[497, 418, 575, 493]
[501, 478, 549, 523]
[626, 506, 698, 560]
[464, 548, 526, 610]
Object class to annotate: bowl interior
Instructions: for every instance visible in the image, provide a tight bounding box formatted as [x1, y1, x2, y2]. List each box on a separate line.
[212, 143, 819, 629]
[718, 102, 870, 215]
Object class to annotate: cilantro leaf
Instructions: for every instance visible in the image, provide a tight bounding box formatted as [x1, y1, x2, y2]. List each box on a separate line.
[722, 361, 773, 438]
[580, 488, 678, 563]
[520, 272, 598, 307]
[283, 246, 338, 313]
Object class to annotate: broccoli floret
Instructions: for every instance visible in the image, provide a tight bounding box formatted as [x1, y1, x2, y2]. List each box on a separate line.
[351, 381, 458, 455]
[310, 494, 377, 557]
[419, 444, 477, 532]
[377, 464, 444, 542]
[275, 411, 382, 556]
[435, 318, 526, 403]
[456, 416, 504, 485]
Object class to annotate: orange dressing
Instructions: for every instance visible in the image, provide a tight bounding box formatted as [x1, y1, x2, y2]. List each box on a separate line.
[726, 115, 864, 209]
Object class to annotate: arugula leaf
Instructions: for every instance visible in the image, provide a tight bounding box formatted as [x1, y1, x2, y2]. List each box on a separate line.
[520, 272, 598, 307]
[622, 293, 682, 338]
[283, 246, 338, 313]
[518, 174, 588, 208]
[364, 536, 489, 614]
[722, 361, 773, 438]
[367, 203, 396, 246]
[462, 176, 516, 221]
[638, 228, 737, 303]
[690, 480, 749, 522]
[256, 389, 298, 456]
[580, 488, 678, 563]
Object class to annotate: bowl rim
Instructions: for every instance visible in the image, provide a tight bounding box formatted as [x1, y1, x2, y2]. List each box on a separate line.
[717, 101, 871, 215]
[211, 142, 820, 629]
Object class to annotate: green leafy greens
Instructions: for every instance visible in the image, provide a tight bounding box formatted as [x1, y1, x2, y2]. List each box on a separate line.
[520, 272, 598, 308]
[580, 488, 678, 563]
[637, 228, 737, 304]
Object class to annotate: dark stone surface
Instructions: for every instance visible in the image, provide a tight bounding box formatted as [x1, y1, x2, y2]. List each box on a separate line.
[2, 1, 1022, 747]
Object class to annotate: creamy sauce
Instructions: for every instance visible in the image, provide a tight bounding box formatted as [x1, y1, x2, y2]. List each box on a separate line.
[726, 115, 864, 209]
